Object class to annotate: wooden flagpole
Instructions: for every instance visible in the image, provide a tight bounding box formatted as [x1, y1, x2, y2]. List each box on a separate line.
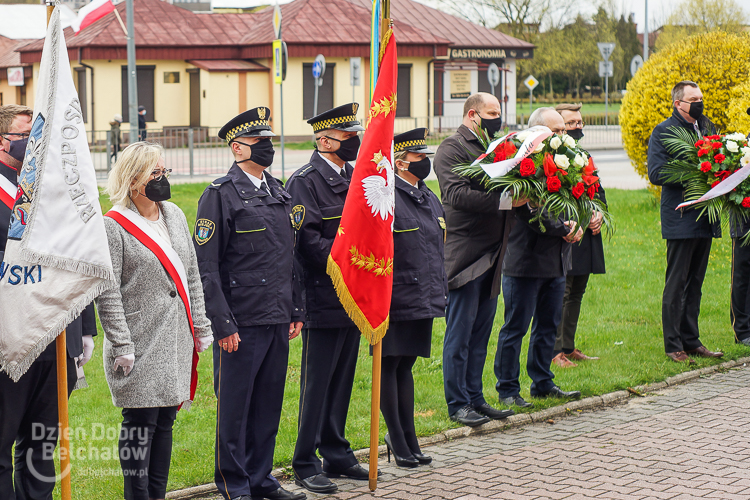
[46, 4, 73, 499]
[368, 0, 390, 491]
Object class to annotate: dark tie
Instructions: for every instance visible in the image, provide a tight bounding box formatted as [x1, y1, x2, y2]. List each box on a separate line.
[340, 169, 349, 181]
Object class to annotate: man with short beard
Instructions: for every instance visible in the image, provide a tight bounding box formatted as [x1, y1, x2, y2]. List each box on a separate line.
[0, 104, 32, 253]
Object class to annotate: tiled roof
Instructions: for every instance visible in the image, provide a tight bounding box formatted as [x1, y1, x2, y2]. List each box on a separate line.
[0, 36, 34, 69]
[345, 0, 534, 49]
[188, 59, 268, 71]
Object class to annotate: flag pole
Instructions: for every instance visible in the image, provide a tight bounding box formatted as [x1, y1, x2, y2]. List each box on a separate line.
[46, 4, 73, 499]
[368, 0, 389, 492]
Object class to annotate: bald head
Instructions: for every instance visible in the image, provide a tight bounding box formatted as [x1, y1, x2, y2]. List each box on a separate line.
[462, 92, 502, 134]
[528, 107, 565, 135]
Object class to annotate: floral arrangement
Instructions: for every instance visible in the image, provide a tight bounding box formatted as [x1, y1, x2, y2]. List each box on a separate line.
[661, 127, 750, 240]
[453, 127, 612, 234]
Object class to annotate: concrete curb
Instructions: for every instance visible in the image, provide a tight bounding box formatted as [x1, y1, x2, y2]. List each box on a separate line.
[166, 356, 750, 499]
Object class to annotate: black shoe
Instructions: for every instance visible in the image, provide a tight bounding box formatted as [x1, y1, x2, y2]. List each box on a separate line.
[231, 496, 252, 500]
[474, 403, 515, 420]
[384, 434, 419, 468]
[411, 451, 432, 465]
[500, 395, 533, 408]
[294, 473, 337, 494]
[449, 405, 490, 427]
[322, 463, 370, 480]
[252, 488, 306, 500]
[532, 385, 581, 399]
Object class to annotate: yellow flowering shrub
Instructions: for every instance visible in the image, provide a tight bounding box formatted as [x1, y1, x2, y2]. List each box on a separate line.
[620, 31, 750, 194]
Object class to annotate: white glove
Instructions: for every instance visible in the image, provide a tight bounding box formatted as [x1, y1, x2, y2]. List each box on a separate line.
[196, 335, 214, 353]
[113, 354, 135, 376]
[81, 335, 94, 366]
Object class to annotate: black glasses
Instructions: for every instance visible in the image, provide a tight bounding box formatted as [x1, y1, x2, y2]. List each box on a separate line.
[565, 120, 584, 128]
[0, 132, 30, 141]
[150, 168, 172, 180]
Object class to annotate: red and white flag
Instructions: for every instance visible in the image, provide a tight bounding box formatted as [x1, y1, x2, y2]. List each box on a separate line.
[72, 0, 115, 34]
[0, 175, 14, 210]
[326, 32, 398, 344]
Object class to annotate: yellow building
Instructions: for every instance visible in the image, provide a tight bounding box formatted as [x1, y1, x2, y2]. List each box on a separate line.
[9, 0, 534, 140]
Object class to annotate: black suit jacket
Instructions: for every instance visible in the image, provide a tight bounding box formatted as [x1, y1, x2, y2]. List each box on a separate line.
[502, 204, 572, 278]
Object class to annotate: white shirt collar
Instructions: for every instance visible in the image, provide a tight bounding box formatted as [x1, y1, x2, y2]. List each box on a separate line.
[318, 151, 343, 175]
[397, 174, 418, 188]
[242, 169, 267, 191]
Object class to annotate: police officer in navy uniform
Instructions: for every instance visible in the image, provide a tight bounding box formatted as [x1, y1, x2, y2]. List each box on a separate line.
[0, 104, 97, 500]
[286, 103, 369, 493]
[193, 107, 305, 500]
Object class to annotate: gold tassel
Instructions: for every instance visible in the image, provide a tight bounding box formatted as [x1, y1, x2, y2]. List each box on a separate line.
[378, 27, 393, 67]
[327, 255, 390, 345]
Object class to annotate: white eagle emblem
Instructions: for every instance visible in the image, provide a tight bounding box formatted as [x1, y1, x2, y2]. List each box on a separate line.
[362, 153, 394, 221]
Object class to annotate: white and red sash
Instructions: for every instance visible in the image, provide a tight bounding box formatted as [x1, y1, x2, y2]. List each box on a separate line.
[0, 174, 15, 210]
[105, 205, 199, 410]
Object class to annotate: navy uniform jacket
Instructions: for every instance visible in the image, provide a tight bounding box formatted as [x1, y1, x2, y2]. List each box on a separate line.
[502, 205, 572, 278]
[194, 163, 301, 341]
[0, 159, 17, 253]
[647, 108, 721, 240]
[391, 177, 447, 322]
[286, 152, 355, 329]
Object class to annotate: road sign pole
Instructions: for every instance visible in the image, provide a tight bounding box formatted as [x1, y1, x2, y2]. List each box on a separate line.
[280, 82, 285, 179]
[605, 73, 609, 128]
[529, 88, 533, 118]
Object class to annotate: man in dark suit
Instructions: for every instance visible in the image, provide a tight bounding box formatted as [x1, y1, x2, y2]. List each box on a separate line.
[286, 103, 371, 494]
[434, 93, 522, 427]
[494, 107, 583, 409]
[647, 81, 723, 363]
[551, 103, 605, 367]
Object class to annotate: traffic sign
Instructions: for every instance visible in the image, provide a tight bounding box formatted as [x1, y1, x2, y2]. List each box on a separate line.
[487, 63, 500, 87]
[350, 57, 361, 87]
[630, 54, 644, 77]
[524, 75, 539, 91]
[273, 40, 287, 84]
[598, 61, 613, 78]
[597, 42, 615, 61]
[272, 4, 282, 40]
[312, 54, 326, 79]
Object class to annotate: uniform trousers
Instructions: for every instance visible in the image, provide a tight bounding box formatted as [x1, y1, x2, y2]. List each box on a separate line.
[442, 268, 497, 416]
[554, 274, 590, 354]
[662, 238, 711, 353]
[0, 344, 75, 500]
[292, 326, 359, 479]
[731, 238, 750, 343]
[495, 276, 566, 398]
[214, 324, 289, 500]
[119, 406, 178, 500]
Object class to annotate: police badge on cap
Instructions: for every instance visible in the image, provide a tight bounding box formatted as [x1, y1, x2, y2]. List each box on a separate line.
[307, 103, 365, 133]
[219, 107, 275, 144]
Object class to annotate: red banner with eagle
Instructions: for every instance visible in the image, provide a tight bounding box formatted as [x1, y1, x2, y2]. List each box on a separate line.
[327, 31, 397, 345]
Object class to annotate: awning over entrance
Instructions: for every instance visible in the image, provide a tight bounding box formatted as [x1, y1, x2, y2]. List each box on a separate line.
[187, 60, 268, 72]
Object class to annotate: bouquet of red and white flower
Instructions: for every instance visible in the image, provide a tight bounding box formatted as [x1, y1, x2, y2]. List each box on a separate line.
[453, 126, 612, 234]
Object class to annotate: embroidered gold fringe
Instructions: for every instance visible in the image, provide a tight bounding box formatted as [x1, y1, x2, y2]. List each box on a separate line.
[327, 255, 390, 345]
[378, 27, 393, 66]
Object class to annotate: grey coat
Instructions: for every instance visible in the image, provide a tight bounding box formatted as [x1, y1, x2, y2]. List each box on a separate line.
[96, 201, 212, 408]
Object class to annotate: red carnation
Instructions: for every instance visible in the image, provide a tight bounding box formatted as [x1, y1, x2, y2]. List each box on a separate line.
[546, 175, 561, 192]
[583, 157, 597, 177]
[493, 141, 517, 161]
[543, 153, 558, 177]
[519, 158, 536, 177]
[695, 140, 704, 147]
[700, 162, 712, 172]
[711, 180, 721, 188]
[712, 142, 722, 150]
[587, 184, 599, 200]
[697, 148, 709, 157]
[743, 197, 750, 208]
[709, 135, 721, 141]
[715, 170, 730, 181]
[572, 182, 585, 199]
[714, 153, 726, 163]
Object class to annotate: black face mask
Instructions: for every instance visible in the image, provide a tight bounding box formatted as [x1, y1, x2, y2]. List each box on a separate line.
[567, 128, 584, 141]
[235, 138, 275, 167]
[144, 175, 171, 202]
[324, 135, 361, 162]
[404, 157, 432, 180]
[7, 137, 28, 163]
[475, 113, 503, 138]
[681, 100, 704, 120]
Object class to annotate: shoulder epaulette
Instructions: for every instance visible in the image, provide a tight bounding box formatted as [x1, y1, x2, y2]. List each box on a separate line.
[208, 175, 231, 189]
[295, 164, 315, 177]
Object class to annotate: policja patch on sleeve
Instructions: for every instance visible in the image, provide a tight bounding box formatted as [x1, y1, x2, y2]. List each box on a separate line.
[291, 205, 305, 230]
[195, 218, 216, 245]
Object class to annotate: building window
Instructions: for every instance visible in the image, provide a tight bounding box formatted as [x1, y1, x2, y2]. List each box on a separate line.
[164, 72, 180, 84]
[396, 64, 411, 118]
[121, 65, 155, 122]
[74, 67, 88, 123]
[303, 62, 335, 119]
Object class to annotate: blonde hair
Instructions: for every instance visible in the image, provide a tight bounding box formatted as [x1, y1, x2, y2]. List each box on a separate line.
[105, 142, 164, 207]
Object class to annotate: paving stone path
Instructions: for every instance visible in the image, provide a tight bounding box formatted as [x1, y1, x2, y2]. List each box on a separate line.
[280, 364, 750, 500]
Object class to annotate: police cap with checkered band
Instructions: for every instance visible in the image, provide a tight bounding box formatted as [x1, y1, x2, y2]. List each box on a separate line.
[307, 103, 365, 133]
[394, 128, 434, 154]
[219, 107, 275, 144]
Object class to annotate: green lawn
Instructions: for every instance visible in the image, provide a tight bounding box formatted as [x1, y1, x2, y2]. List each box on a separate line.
[56, 183, 744, 498]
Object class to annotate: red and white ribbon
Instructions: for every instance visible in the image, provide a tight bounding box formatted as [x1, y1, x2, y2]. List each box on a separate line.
[471, 126, 554, 179]
[0, 175, 15, 210]
[676, 162, 750, 209]
[105, 205, 198, 409]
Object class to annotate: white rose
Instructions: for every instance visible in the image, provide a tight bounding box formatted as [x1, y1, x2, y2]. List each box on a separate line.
[727, 141, 739, 153]
[743, 153, 750, 167]
[726, 132, 745, 141]
[549, 136, 562, 150]
[742, 146, 750, 156]
[516, 130, 531, 142]
[563, 135, 577, 148]
[533, 141, 545, 153]
[573, 154, 586, 168]
[554, 154, 570, 170]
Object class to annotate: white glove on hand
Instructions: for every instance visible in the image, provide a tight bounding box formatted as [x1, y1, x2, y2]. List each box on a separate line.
[196, 335, 214, 353]
[113, 354, 135, 376]
[81, 335, 94, 366]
